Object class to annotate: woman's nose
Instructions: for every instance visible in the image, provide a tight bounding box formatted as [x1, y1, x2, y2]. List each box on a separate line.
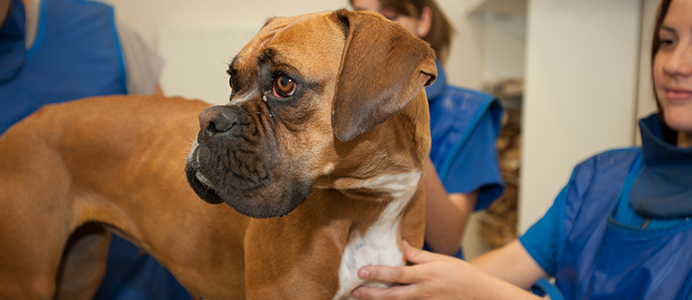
[664, 41, 692, 77]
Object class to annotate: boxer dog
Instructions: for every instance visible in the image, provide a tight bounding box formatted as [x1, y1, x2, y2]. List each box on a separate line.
[0, 9, 436, 300]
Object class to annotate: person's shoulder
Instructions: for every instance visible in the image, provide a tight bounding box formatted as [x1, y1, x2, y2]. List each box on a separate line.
[54, 0, 114, 9]
[41, 0, 116, 23]
[577, 147, 641, 172]
[565, 147, 641, 202]
[440, 85, 496, 104]
[431, 85, 500, 119]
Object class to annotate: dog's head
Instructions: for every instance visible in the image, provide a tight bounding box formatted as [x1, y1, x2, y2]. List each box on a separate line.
[185, 10, 436, 218]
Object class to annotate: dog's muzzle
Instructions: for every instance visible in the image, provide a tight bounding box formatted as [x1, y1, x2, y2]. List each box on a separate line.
[185, 105, 312, 218]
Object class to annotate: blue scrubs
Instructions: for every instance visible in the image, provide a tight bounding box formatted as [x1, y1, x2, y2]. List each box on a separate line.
[423, 60, 505, 258]
[520, 114, 692, 299]
[0, 0, 127, 132]
[0, 0, 189, 298]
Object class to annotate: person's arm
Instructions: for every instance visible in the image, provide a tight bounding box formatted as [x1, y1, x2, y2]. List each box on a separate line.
[351, 240, 544, 300]
[425, 100, 505, 256]
[423, 158, 478, 256]
[470, 239, 548, 290]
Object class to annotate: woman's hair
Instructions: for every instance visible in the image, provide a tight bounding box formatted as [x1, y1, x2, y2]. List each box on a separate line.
[652, 0, 673, 63]
[350, 0, 455, 63]
[651, 0, 673, 116]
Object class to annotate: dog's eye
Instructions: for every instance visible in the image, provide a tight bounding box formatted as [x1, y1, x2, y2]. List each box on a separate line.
[273, 75, 296, 98]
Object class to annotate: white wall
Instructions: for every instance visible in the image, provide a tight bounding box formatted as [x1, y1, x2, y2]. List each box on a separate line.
[519, 0, 642, 233]
[439, 0, 487, 90]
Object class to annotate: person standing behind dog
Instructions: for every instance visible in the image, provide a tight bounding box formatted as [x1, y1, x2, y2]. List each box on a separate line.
[350, 0, 505, 258]
[352, 0, 692, 298]
[0, 0, 191, 299]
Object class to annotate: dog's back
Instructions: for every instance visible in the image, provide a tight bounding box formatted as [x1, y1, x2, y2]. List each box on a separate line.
[0, 96, 249, 299]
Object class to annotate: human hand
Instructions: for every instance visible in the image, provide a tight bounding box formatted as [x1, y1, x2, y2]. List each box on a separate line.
[351, 240, 472, 299]
[351, 240, 541, 300]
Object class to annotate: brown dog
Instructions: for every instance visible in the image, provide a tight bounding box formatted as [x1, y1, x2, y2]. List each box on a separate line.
[0, 9, 435, 300]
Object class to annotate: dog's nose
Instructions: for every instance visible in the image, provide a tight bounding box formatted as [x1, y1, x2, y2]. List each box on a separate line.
[198, 106, 240, 141]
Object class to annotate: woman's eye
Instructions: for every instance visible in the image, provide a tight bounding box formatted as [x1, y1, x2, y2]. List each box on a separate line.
[273, 75, 296, 98]
[659, 38, 677, 48]
[379, 9, 399, 21]
[383, 14, 398, 21]
[658, 31, 678, 48]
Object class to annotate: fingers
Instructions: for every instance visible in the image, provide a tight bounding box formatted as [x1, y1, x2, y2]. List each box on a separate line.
[352, 241, 471, 300]
[358, 265, 417, 285]
[356, 241, 440, 285]
[352, 283, 417, 300]
[351, 241, 449, 299]
[402, 240, 434, 265]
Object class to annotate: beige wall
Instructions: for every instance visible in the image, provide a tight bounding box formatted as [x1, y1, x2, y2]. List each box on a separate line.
[519, 0, 643, 233]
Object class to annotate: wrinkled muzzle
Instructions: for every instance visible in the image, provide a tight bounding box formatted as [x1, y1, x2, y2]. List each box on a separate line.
[185, 105, 312, 218]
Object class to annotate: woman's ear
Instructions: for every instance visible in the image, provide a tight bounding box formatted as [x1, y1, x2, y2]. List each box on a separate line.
[416, 6, 433, 38]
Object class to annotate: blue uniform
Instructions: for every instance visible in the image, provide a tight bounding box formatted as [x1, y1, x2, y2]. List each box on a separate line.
[0, 0, 127, 132]
[520, 114, 692, 299]
[0, 0, 188, 298]
[423, 60, 505, 258]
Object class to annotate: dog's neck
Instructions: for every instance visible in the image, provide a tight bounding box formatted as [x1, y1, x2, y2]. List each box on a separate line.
[242, 171, 424, 299]
[332, 171, 422, 300]
[315, 96, 430, 194]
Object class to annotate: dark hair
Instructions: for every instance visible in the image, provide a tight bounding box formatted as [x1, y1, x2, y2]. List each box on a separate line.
[350, 0, 455, 63]
[652, 0, 673, 116]
[652, 0, 673, 63]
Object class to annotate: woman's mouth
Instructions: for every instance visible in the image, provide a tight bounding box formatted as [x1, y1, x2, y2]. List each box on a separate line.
[666, 87, 692, 102]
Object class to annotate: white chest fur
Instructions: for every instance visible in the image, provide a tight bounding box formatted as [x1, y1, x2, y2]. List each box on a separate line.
[332, 171, 422, 300]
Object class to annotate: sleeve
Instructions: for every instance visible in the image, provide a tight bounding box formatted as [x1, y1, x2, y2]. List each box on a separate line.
[441, 101, 504, 211]
[518, 186, 568, 277]
[114, 20, 165, 95]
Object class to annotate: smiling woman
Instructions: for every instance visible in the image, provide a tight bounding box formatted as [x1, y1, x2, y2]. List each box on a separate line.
[652, 0, 692, 147]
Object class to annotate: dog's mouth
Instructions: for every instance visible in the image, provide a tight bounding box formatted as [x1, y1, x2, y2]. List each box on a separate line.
[184, 145, 314, 219]
[183, 102, 318, 219]
[185, 163, 313, 218]
[185, 166, 225, 205]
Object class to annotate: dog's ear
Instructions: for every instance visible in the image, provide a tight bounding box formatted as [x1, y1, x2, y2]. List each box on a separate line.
[331, 9, 437, 142]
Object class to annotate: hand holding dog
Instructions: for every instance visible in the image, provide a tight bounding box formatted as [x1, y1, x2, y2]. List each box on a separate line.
[351, 240, 542, 300]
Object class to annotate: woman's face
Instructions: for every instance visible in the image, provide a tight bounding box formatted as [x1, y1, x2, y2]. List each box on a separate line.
[351, 0, 423, 37]
[653, 0, 692, 146]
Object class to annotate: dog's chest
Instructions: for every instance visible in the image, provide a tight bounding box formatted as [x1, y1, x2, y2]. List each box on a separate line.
[332, 171, 421, 300]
